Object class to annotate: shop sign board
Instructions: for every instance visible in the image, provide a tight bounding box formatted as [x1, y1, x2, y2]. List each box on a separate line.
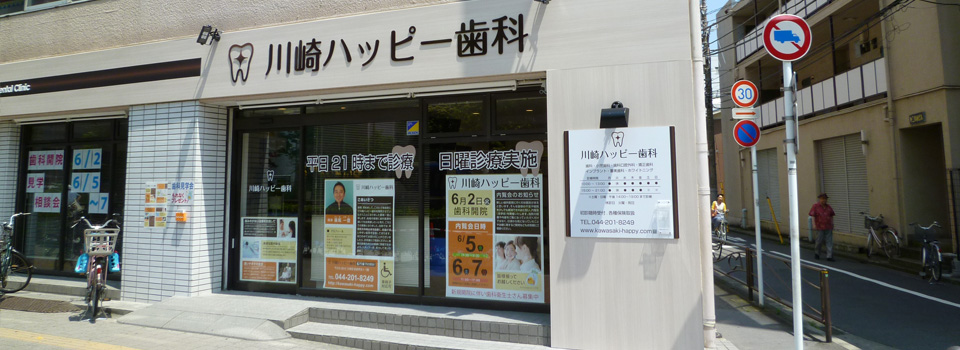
[445, 174, 545, 303]
[566, 127, 679, 239]
[322, 179, 396, 293]
[240, 217, 299, 283]
[144, 182, 168, 228]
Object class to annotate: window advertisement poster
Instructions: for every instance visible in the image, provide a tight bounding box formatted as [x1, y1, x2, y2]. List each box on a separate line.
[240, 217, 298, 283]
[323, 179, 396, 293]
[27, 150, 64, 171]
[31, 193, 62, 213]
[445, 174, 545, 303]
[72, 148, 103, 170]
[25, 173, 45, 193]
[566, 126, 679, 239]
[144, 182, 168, 228]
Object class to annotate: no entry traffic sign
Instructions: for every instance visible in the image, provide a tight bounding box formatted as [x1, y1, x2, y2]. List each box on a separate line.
[731, 80, 758, 108]
[733, 119, 761, 148]
[763, 14, 812, 61]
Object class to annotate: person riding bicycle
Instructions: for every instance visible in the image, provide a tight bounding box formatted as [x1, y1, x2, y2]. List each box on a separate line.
[711, 194, 727, 233]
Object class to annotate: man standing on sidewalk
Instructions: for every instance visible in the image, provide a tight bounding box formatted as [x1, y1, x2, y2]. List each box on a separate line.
[809, 193, 836, 261]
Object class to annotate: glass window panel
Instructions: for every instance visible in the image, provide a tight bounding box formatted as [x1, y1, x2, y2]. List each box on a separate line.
[239, 130, 300, 217]
[73, 120, 113, 141]
[301, 122, 420, 296]
[22, 146, 65, 271]
[495, 96, 546, 132]
[0, 0, 25, 15]
[423, 139, 549, 304]
[27, 123, 67, 143]
[426, 100, 483, 134]
[239, 108, 303, 118]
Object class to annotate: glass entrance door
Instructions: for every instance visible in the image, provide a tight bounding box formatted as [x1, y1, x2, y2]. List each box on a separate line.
[230, 129, 300, 293]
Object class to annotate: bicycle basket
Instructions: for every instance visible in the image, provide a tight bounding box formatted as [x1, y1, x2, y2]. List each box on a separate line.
[84, 228, 119, 257]
[913, 226, 939, 240]
[864, 216, 883, 230]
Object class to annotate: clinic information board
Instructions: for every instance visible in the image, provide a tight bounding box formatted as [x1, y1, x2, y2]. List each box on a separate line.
[565, 126, 679, 239]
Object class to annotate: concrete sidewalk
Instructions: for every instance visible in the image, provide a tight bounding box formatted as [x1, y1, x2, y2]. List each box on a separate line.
[5, 275, 869, 349]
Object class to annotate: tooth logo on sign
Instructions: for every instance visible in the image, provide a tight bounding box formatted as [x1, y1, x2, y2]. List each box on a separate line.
[229, 43, 254, 83]
[611, 131, 625, 147]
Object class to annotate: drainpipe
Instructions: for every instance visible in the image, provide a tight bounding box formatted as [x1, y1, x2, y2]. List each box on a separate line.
[692, 0, 716, 348]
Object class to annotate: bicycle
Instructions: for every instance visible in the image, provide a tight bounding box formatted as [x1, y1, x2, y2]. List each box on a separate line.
[712, 214, 728, 260]
[910, 221, 943, 283]
[860, 212, 901, 259]
[72, 215, 121, 320]
[1, 213, 33, 295]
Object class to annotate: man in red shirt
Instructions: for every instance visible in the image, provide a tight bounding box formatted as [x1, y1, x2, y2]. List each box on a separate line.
[809, 193, 836, 261]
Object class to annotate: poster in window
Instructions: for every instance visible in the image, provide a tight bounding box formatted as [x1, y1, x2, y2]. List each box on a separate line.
[240, 217, 298, 283]
[27, 150, 64, 171]
[323, 179, 396, 293]
[445, 174, 545, 303]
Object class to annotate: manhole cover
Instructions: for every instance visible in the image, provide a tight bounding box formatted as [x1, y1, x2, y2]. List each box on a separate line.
[0, 296, 81, 313]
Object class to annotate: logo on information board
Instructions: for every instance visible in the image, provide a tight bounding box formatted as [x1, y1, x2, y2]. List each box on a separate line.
[611, 131, 625, 147]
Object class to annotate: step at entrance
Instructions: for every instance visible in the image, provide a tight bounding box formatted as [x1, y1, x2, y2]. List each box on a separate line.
[289, 307, 550, 349]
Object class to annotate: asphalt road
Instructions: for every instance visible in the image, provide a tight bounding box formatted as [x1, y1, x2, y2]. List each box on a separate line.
[719, 230, 960, 350]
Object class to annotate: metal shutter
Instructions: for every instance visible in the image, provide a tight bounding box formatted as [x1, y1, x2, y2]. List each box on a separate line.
[757, 148, 781, 223]
[817, 134, 868, 234]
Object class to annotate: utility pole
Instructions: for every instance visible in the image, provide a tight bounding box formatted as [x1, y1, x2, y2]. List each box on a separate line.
[703, 0, 717, 195]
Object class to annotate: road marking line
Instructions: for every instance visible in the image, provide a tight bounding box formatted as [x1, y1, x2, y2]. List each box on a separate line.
[765, 250, 960, 310]
[0, 328, 140, 350]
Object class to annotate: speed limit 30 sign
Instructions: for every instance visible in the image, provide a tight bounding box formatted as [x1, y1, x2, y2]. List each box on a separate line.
[731, 80, 758, 108]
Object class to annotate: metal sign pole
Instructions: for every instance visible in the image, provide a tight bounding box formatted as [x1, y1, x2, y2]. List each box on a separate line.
[783, 60, 803, 350]
[751, 145, 763, 307]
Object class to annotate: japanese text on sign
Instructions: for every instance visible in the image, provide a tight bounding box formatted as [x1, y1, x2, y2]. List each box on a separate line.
[27, 150, 64, 171]
[305, 153, 415, 173]
[259, 14, 527, 76]
[438, 149, 539, 171]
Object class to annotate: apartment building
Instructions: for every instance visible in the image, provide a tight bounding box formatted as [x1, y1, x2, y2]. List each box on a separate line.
[716, 0, 960, 255]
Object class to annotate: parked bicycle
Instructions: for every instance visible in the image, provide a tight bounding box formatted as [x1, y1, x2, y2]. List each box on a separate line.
[860, 212, 901, 259]
[72, 215, 121, 320]
[1, 213, 33, 295]
[910, 221, 943, 283]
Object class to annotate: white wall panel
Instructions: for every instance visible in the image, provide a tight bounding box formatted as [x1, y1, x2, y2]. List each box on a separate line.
[121, 102, 227, 303]
[822, 77, 835, 109]
[849, 68, 863, 101]
[836, 72, 850, 105]
[0, 122, 19, 217]
[863, 61, 878, 97]
[548, 62, 703, 350]
[876, 58, 888, 93]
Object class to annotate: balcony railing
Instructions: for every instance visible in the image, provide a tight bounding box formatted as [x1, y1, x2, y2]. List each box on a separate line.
[735, 0, 833, 63]
[756, 57, 887, 128]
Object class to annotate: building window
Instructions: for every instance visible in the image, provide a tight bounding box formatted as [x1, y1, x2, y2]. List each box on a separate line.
[0, 0, 87, 17]
[18, 119, 127, 274]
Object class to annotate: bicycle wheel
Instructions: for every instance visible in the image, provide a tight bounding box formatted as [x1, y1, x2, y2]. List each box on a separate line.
[881, 229, 900, 259]
[720, 223, 728, 241]
[0, 252, 33, 293]
[929, 244, 943, 282]
[91, 283, 100, 319]
[865, 232, 875, 258]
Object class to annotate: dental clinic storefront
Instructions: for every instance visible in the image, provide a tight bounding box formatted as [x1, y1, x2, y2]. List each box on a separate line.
[0, 0, 707, 347]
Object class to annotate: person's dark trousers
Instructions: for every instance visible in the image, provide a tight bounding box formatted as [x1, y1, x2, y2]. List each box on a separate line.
[814, 229, 833, 259]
